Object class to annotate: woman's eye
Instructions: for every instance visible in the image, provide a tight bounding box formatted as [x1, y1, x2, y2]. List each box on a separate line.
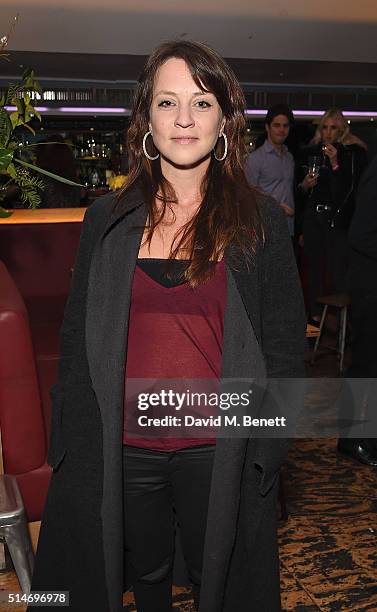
[158, 100, 174, 108]
[195, 100, 212, 108]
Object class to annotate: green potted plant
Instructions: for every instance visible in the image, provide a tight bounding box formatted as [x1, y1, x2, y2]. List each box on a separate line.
[0, 18, 81, 217]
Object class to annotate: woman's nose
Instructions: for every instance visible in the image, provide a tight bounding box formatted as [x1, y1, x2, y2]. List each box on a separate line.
[174, 105, 194, 128]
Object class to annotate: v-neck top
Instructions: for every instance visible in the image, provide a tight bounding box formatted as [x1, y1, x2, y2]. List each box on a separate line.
[123, 258, 226, 450]
[137, 257, 190, 288]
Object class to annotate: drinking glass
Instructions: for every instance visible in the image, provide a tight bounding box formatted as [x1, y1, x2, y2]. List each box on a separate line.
[307, 156, 321, 178]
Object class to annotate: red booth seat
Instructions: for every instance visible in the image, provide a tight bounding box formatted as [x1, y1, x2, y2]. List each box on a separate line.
[0, 261, 52, 521]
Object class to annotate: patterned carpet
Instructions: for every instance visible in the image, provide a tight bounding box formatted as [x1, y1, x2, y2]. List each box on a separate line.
[279, 438, 377, 611]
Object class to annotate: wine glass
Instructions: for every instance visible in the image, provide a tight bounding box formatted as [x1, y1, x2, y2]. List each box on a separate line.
[307, 156, 321, 178]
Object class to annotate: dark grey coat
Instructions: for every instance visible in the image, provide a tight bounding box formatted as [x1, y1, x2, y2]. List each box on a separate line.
[31, 184, 306, 611]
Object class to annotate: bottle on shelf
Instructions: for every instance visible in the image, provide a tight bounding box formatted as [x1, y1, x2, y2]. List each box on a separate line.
[89, 167, 100, 188]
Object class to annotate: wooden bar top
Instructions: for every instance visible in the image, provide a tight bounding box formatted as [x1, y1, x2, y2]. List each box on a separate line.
[0, 208, 86, 224]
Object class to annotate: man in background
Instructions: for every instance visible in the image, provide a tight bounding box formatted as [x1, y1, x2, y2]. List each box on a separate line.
[245, 104, 295, 237]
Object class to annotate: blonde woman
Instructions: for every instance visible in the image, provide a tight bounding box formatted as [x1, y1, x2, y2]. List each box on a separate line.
[310, 108, 368, 150]
[298, 108, 367, 323]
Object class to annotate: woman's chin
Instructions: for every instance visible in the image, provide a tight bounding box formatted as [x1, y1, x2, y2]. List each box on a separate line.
[160, 151, 212, 171]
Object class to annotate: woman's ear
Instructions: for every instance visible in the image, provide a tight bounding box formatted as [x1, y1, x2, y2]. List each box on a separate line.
[220, 118, 226, 135]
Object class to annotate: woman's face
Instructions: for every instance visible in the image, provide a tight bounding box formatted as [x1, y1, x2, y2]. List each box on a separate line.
[321, 117, 343, 144]
[149, 57, 225, 170]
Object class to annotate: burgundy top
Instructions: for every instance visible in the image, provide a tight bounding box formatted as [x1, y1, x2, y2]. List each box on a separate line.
[123, 259, 226, 451]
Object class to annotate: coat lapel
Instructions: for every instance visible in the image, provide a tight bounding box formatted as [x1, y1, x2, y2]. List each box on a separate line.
[86, 199, 147, 416]
[199, 267, 266, 612]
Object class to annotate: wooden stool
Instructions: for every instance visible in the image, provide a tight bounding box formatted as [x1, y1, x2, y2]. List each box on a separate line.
[311, 293, 350, 374]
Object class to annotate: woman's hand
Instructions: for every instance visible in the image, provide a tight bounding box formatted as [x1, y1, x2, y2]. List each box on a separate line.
[279, 202, 294, 217]
[323, 143, 338, 167]
[299, 173, 318, 192]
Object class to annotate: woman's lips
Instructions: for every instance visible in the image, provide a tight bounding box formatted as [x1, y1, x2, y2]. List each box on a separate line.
[172, 137, 198, 144]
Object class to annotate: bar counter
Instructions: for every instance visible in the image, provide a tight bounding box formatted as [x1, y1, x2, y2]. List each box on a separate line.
[0, 208, 86, 224]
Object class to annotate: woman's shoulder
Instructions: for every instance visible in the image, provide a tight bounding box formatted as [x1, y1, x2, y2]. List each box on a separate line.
[86, 182, 143, 226]
[86, 191, 118, 221]
[343, 133, 368, 151]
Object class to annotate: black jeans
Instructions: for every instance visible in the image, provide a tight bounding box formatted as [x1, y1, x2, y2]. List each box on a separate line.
[303, 212, 349, 316]
[123, 444, 215, 612]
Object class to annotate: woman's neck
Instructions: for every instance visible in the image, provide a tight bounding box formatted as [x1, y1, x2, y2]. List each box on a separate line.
[160, 156, 209, 208]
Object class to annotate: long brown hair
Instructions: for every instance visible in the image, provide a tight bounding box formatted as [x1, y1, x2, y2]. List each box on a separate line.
[120, 40, 262, 285]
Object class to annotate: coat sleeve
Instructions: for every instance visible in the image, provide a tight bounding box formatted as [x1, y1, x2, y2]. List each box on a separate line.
[260, 200, 306, 378]
[53, 194, 113, 388]
[47, 207, 95, 467]
[48, 196, 111, 467]
[56, 207, 95, 384]
[254, 199, 307, 494]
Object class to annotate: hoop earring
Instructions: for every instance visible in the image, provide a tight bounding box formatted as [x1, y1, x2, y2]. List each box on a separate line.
[213, 133, 228, 161]
[142, 131, 159, 161]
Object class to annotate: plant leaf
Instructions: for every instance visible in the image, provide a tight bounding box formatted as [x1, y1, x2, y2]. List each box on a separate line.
[31, 107, 41, 122]
[0, 147, 14, 170]
[0, 110, 12, 147]
[0, 206, 13, 218]
[22, 121, 36, 135]
[22, 66, 33, 80]
[9, 111, 20, 130]
[9, 164, 44, 209]
[7, 163, 17, 178]
[5, 84, 19, 105]
[15, 98, 25, 114]
[15, 158, 84, 187]
[24, 106, 36, 122]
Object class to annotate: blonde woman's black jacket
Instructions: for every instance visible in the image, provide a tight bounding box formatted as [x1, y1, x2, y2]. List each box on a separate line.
[296, 143, 367, 233]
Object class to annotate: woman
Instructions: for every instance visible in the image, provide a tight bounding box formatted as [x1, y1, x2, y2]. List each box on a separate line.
[31, 41, 305, 612]
[297, 108, 367, 323]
